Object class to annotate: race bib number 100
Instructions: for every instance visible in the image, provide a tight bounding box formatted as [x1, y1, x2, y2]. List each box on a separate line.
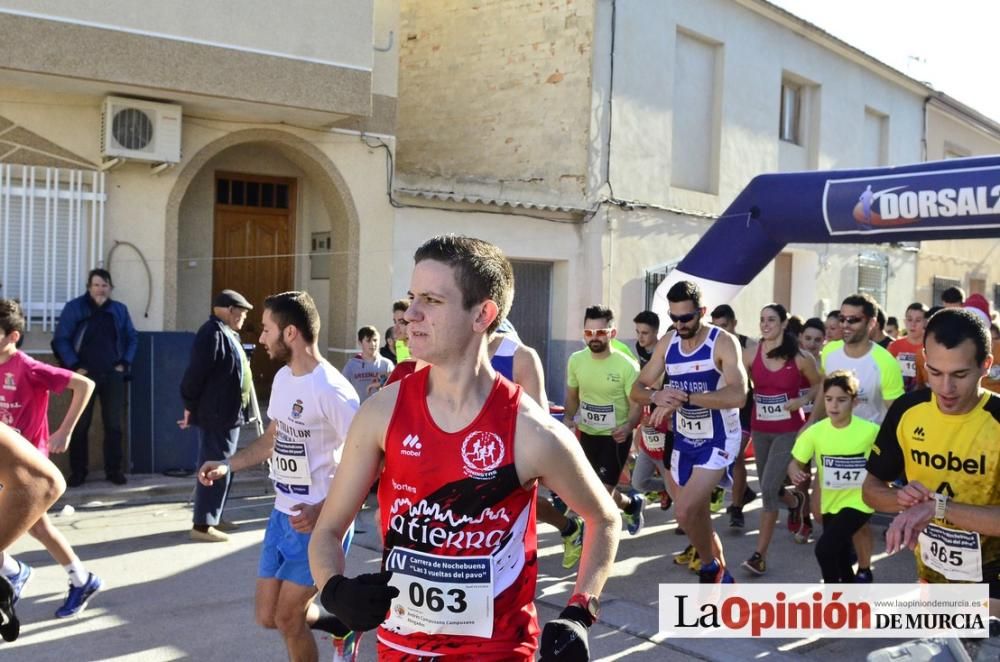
[383, 547, 494, 639]
[270, 440, 312, 487]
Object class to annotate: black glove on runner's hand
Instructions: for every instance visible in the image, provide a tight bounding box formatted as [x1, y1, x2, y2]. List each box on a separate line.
[319, 571, 400, 632]
[539, 606, 591, 661]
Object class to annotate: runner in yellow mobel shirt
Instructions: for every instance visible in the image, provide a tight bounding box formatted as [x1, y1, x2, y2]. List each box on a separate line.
[863, 309, 1000, 618]
[564, 305, 644, 535]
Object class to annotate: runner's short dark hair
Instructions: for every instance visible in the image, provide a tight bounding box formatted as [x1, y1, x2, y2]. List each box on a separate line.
[906, 302, 928, 317]
[0, 298, 25, 337]
[941, 286, 965, 305]
[585, 305, 615, 325]
[841, 293, 878, 320]
[709, 304, 735, 322]
[925, 308, 991, 365]
[392, 299, 410, 314]
[803, 317, 825, 335]
[264, 291, 320, 343]
[824, 369, 859, 398]
[357, 325, 378, 342]
[667, 281, 702, 309]
[414, 235, 514, 334]
[633, 310, 659, 330]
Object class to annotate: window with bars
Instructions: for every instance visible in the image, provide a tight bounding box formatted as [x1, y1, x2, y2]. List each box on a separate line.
[0, 165, 107, 331]
[993, 283, 1000, 313]
[857, 252, 888, 307]
[932, 276, 962, 307]
[645, 262, 678, 311]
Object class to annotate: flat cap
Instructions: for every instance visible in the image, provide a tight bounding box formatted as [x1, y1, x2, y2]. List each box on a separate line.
[213, 289, 253, 310]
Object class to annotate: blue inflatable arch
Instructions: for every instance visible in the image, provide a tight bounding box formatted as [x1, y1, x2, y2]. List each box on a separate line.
[651, 155, 1000, 323]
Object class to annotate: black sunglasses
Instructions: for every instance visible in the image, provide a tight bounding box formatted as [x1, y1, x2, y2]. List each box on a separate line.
[838, 315, 866, 325]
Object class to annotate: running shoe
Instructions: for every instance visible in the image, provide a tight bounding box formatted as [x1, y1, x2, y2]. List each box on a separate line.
[55, 572, 103, 618]
[561, 517, 585, 569]
[787, 491, 805, 533]
[728, 505, 745, 529]
[674, 526, 686, 536]
[743, 487, 758, 505]
[623, 493, 645, 536]
[331, 629, 363, 662]
[674, 544, 697, 566]
[710, 487, 725, 513]
[5, 561, 32, 605]
[794, 519, 813, 544]
[688, 552, 703, 574]
[644, 491, 661, 504]
[741, 552, 766, 576]
[0, 575, 18, 642]
[698, 559, 735, 584]
[551, 493, 568, 516]
[854, 568, 874, 584]
[660, 491, 673, 511]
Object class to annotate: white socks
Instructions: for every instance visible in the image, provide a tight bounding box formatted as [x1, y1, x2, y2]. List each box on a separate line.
[65, 560, 89, 588]
[0, 553, 18, 577]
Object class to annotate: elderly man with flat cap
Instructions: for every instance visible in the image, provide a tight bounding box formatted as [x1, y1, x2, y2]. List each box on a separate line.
[179, 290, 254, 542]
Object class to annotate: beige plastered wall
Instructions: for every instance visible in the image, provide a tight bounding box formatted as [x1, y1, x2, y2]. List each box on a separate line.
[916, 104, 1000, 305]
[0, 0, 374, 69]
[0, 86, 396, 365]
[395, 0, 595, 206]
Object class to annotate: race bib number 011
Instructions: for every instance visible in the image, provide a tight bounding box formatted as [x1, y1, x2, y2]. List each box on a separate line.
[754, 393, 791, 422]
[821, 455, 867, 489]
[919, 523, 983, 582]
[676, 407, 714, 440]
[383, 547, 494, 638]
[270, 440, 312, 487]
[580, 402, 615, 431]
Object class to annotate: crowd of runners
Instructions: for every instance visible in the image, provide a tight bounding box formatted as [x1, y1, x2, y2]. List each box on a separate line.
[1, 238, 998, 660]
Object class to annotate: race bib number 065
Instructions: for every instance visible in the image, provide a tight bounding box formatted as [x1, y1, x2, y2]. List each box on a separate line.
[918, 523, 983, 582]
[383, 547, 494, 639]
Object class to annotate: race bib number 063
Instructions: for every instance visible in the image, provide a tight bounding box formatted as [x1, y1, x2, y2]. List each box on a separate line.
[383, 547, 494, 639]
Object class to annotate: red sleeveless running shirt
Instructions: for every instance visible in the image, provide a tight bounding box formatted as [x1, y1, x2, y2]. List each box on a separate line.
[377, 367, 539, 659]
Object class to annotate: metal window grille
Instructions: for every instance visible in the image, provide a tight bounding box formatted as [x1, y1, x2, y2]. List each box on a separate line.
[932, 276, 961, 307]
[645, 262, 678, 311]
[779, 81, 801, 144]
[857, 251, 888, 307]
[0, 165, 107, 331]
[994, 283, 1000, 313]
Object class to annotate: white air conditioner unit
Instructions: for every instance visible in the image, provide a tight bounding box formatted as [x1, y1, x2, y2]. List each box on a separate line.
[101, 96, 182, 163]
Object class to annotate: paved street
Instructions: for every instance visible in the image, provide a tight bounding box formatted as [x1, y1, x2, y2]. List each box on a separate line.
[4, 471, 921, 661]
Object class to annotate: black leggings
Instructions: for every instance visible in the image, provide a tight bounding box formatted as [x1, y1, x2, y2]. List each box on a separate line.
[815, 508, 871, 583]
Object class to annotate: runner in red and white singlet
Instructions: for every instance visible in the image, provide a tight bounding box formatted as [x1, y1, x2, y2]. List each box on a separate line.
[309, 236, 620, 662]
[376, 366, 538, 658]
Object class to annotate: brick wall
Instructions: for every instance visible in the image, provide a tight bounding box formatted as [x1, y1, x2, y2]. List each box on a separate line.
[397, 0, 595, 204]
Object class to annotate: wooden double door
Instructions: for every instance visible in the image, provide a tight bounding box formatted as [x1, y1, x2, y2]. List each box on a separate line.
[212, 172, 296, 400]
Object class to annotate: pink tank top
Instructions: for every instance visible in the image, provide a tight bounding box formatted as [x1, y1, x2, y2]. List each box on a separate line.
[750, 344, 806, 433]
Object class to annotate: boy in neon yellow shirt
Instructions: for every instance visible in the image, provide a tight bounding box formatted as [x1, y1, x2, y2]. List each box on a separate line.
[789, 370, 879, 583]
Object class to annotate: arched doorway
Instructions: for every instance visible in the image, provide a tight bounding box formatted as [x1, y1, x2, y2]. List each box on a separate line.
[165, 130, 361, 397]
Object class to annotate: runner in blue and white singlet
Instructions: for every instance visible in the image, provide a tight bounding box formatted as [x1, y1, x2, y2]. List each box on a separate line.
[631, 280, 748, 584]
[664, 325, 742, 484]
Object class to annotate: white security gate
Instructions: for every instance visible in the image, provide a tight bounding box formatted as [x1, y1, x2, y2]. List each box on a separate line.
[0, 165, 106, 331]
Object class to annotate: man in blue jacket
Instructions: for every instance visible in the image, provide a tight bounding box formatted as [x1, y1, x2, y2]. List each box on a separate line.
[179, 290, 254, 542]
[53, 269, 138, 487]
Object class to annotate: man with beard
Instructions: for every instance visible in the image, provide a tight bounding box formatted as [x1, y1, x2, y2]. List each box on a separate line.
[564, 305, 645, 535]
[199, 291, 361, 662]
[631, 281, 748, 583]
[308, 236, 619, 660]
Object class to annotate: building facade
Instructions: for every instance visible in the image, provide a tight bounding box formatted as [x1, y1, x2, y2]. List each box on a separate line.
[394, 0, 934, 396]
